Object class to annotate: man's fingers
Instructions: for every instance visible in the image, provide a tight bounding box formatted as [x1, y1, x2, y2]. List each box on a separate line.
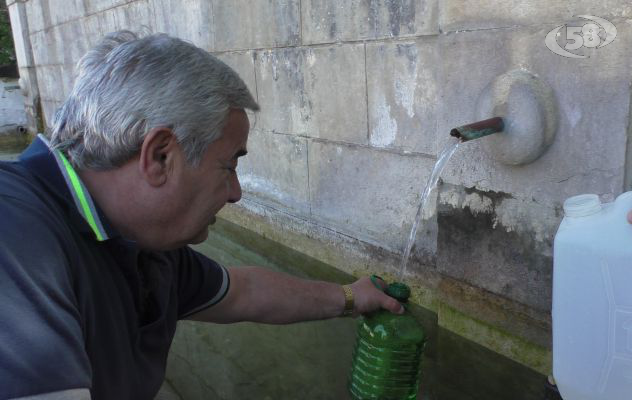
[384, 296, 404, 314]
[370, 275, 388, 290]
[352, 276, 406, 314]
[627, 210, 632, 224]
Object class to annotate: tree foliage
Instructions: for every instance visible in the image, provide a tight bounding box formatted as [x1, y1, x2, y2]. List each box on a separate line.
[0, 5, 16, 66]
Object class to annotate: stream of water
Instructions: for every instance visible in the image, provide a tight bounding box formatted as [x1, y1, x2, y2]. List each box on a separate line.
[397, 137, 461, 280]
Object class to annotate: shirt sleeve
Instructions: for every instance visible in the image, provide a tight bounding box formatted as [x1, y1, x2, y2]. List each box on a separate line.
[0, 195, 92, 398]
[170, 246, 230, 319]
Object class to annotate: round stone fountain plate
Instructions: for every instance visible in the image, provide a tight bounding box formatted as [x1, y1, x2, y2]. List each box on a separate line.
[476, 69, 558, 166]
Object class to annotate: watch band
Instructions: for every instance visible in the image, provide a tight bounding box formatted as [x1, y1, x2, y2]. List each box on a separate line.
[342, 285, 354, 316]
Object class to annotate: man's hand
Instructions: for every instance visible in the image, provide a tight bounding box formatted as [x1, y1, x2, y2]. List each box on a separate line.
[349, 276, 404, 317]
[628, 210, 632, 224]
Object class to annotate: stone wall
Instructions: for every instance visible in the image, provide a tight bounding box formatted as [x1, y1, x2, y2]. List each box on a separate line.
[7, 0, 632, 376]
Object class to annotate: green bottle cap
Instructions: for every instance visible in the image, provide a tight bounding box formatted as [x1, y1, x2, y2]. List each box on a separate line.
[385, 282, 410, 302]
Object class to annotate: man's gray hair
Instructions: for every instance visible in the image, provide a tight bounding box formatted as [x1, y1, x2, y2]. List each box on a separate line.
[49, 31, 259, 169]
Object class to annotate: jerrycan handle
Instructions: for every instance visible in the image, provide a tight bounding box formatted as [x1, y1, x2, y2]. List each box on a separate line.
[615, 191, 632, 222]
[615, 191, 632, 209]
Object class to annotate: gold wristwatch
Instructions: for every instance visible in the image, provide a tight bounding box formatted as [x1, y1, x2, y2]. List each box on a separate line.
[342, 285, 354, 316]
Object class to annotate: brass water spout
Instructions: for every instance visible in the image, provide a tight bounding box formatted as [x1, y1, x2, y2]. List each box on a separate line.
[449, 117, 504, 142]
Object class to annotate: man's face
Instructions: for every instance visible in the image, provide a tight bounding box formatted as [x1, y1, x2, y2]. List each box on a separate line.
[170, 109, 249, 246]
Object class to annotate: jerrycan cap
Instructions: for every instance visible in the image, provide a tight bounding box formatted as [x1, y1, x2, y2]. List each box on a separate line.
[386, 282, 411, 302]
[563, 194, 602, 218]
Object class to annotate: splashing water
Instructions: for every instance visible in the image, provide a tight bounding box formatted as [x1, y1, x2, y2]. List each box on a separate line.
[398, 138, 461, 280]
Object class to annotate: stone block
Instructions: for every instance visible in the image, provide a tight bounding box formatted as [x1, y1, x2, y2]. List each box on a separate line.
[35, 65, 64, 102]
[211, 0, 300, 51]
[54, 21, 89, 67]
[17, 66, 38, 100]
[302, 0, 438, 44]
[255, 44, 367, 144]
[94, 6, 121, 36]
[436, 23, 631, 207]
[40, 100, 62, 128]
[48, 0, 86, 27]
[24, 0, 47, 33]
[97, 0, 154, 35]
[84, 0, 131, 15]
[30, 29, 61, 65]
[60, 64, 77, 100]
[237, 130, 310, 217]
[213, 51, 257, 103]
[8, 2, 33, 68]
[82, 14, 104, 48]
[308, 140, 437, 257]
[440, 0, 632, 32]
[152, 0, 214, 49]
[16, 66, 41, 134]
[366, 38, 438, 155]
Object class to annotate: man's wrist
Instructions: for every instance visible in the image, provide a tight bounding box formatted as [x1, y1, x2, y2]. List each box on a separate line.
[341, 285, 354, 316]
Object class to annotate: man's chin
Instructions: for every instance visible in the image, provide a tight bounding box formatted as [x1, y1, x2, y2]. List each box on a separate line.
[188, 226, 211, 245]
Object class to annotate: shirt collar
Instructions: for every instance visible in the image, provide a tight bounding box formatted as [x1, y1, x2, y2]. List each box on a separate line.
[19, 134, 115, 241]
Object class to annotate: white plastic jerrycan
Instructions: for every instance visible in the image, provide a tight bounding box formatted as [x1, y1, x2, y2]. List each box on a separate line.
[553, 191, 632, 400]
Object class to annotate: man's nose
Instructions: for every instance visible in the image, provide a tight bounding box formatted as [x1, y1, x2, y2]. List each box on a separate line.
[227, 174, 242, 203]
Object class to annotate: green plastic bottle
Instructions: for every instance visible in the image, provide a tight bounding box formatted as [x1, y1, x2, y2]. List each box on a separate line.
[349, 282, 425, 400]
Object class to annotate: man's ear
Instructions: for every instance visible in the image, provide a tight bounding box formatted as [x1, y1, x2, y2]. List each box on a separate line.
[138, 127, 180, 187]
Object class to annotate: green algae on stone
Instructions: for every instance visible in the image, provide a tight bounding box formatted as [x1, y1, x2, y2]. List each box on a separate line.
[0, 132, 30, 154]
[438, 303, 551, 375]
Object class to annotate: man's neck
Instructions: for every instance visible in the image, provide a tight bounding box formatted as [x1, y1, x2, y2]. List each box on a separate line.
[78, 165, 147, 244]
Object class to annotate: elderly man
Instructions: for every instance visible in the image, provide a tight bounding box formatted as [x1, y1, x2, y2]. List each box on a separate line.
[0, 31, 402, 400]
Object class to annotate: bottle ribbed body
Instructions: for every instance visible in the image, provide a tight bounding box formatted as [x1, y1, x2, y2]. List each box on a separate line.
[349, 310, 425, 400]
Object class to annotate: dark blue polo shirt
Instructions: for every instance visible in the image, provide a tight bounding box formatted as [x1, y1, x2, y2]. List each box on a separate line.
[0, 136, 230, 399]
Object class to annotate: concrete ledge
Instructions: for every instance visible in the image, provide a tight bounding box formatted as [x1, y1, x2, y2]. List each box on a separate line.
[438, 304, 551, 376]
[0, 131, 30, 152]
[216, 202, 551, 374]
